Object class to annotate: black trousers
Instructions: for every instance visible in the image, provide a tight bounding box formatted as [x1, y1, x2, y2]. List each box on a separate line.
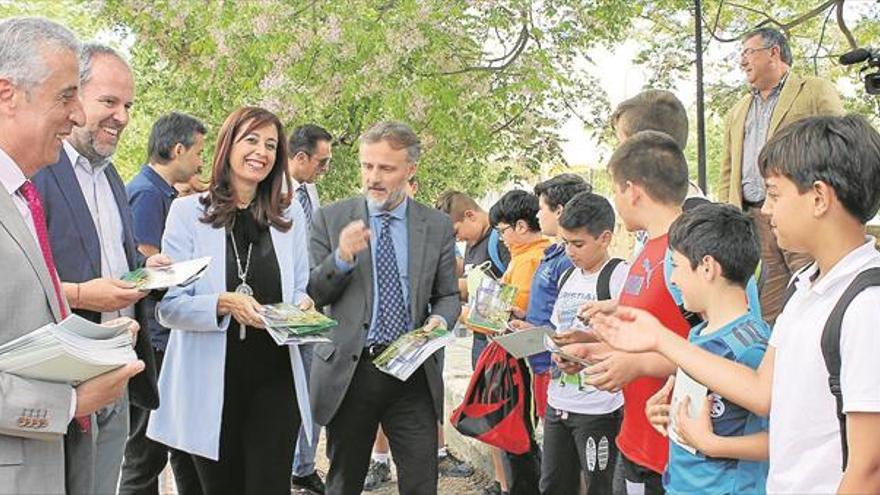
[540, 406, 622, 495]
[325, 355, 438, 495]
[621, 454, 665, 495]
[119, 350, 202, 495]
[190, 334, 299, 495]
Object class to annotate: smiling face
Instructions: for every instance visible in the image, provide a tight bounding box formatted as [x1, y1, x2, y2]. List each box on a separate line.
[360, 139, 415, 211]
[739, 34, 782, 91]
[229, 121, 278, 191]
[68, 54, 134, 162]
[1, 46, 85, 174]
[668, 249, 708, 313]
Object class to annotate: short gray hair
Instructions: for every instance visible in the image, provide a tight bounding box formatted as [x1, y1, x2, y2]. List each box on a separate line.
[744, 27, 792, 66]
[0, 17, 80, 90]
[80, 42, 131, 87]
[360, 121, 422, 164]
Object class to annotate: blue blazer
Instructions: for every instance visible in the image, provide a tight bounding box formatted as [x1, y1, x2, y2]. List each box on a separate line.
[32, 151, 159, 409]
[146, 194, 313, 461]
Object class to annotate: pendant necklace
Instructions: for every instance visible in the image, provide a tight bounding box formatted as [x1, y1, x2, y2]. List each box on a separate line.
[230, 232, 253, 340]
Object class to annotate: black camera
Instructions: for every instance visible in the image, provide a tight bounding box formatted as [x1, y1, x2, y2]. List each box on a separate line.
[839, 48, 880, 95]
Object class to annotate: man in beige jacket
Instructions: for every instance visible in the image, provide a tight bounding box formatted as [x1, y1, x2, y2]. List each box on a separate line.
[718, 27, 844, 323]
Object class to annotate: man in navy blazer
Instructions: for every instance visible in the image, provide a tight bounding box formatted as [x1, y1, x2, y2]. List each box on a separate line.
[32, 43, 159, 495]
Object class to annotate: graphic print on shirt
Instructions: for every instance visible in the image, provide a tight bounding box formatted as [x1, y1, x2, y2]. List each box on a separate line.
[552, 295, 593, 390]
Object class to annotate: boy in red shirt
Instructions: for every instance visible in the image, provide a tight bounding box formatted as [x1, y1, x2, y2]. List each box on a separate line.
[559, 131, 691, 494]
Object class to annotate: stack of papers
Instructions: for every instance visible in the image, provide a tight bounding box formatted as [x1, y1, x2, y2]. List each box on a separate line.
[259, 303, 337, 345]
[0, 315, 136, 384]
[120, 257, 211, 291]
[374, 326, 455, 381]
[465, 274, 518, 335]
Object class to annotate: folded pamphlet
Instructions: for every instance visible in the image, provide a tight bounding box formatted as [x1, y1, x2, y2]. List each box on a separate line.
[259, 303, 337, 345]
[494, 326, 556, 359]
[373, 325, 455, 381]
[0, 314, 136, 384]
[120, 256, 211, 291]
[669, 368, 709, 455]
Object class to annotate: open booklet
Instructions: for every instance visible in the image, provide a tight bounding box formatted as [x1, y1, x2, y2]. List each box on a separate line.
[258, 303, 337, 345]
[120, 256, 211, 291]
[0, 314, 136, 385]
[493, 326, 556, 359]
[373, 325, 455, 381]
[464, 269, 518, 335]
[668, 368, 709, 455]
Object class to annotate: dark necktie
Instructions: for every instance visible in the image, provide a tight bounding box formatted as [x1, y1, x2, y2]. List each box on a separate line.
[373, 214, 410, 343]
[296, 184, 313, 227]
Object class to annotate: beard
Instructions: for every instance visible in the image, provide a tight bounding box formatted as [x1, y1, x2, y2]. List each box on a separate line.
[365, 184, 407, 211]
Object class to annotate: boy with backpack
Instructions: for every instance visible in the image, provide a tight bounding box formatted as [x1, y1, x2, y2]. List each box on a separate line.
[560, 131, 693, 494]
[591, 115, 880, 494]
[540, 191, 628, 495]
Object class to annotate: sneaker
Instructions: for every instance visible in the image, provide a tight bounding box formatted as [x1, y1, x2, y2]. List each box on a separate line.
[363, 460, 392, 491]
[438, 450, 474, 478]
[291, 471, 326, 494]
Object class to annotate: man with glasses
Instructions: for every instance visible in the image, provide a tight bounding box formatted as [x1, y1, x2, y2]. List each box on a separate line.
[717, 27, 843, 324]
[287, 124, 332, 494]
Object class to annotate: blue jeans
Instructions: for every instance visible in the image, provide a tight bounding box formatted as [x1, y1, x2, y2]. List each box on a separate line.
[292, 343, 322, 476]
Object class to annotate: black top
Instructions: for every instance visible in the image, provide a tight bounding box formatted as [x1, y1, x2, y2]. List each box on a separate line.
[224, 207, 290, 381]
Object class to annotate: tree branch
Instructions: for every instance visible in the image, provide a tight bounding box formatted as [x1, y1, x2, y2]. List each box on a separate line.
[436, 20, 529, 76]
[835, 0, 858, 50]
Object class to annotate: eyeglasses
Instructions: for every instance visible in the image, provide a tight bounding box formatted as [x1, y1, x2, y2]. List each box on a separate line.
[496, 225, 513, 235]
[297, 151, 331, 169]
[740, 46, 772, 59]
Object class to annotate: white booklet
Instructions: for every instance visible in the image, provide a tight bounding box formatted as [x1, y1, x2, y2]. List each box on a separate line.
[669, 368, 709, 455]
[120, 256, 211, 291]
[0, 315, 137, 384]
[493, 326, 555, 359]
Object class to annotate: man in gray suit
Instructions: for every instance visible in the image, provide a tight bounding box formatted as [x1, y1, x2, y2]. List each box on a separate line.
[308, 121, 460, 495]
[0, 17, 145, 494]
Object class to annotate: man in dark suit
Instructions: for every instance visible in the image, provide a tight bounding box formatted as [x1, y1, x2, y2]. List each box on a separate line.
[308, 121, 460, 495]
[32, 43, 160, 495]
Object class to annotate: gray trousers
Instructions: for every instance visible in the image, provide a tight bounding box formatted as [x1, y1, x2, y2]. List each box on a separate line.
[65, 392, 130, 495]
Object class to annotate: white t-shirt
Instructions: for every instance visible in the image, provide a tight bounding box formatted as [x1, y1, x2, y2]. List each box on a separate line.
[768, 238, 880, 494]
[548, 259, 628, 415]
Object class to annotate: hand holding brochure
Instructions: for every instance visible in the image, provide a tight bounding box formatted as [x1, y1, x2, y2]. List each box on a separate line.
[120, 256, 211, 291]
[258, 303, 337, 345]
[0, 315, 137, 384]
[373, 325, 455, 381]
[668, 368, 709, 455]
[465, 273, 518, 335]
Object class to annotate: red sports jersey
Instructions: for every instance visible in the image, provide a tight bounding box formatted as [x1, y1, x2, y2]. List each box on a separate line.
[616, 234, 690, 474]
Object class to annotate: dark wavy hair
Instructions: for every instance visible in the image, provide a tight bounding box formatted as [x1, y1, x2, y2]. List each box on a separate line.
[200, 107, 292, 231]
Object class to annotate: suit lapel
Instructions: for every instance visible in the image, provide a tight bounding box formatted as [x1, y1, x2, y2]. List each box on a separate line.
[50, 154, 101, 276]
[104, 164, 137, 269]
[769, 74, 803, 136]
[0, 189, 63, 321]
[406, 200, 426, 325]
[353, 199, 373, 313]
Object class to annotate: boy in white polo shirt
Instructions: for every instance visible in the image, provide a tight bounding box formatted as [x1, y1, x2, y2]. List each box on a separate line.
[590, 115, 880, 494]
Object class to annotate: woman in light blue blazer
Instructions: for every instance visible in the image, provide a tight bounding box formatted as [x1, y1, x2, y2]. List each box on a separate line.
[147, 107, 313, 495]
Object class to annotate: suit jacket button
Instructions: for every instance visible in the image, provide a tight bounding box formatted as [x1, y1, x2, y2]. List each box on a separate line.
[362, 323, 369, 330]
[352, 355, 358, 362]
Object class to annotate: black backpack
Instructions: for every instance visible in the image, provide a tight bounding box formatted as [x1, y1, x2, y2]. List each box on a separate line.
[556, 258, 625, 301]
[781, 266, 880, 471]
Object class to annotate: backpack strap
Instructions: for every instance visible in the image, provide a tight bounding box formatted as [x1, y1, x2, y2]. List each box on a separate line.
[597, 258, 624, 301]
[556, 266, 576, 292]
[820, 266, 880, 471]
[487, 229, 508, 274]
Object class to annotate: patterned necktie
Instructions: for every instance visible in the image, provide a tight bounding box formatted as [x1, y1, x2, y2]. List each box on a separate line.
[374, 214, 411, 344]
[19, 181, 67, 319]
[296, 184, 313, 226]
[19, 182, 89, 431]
